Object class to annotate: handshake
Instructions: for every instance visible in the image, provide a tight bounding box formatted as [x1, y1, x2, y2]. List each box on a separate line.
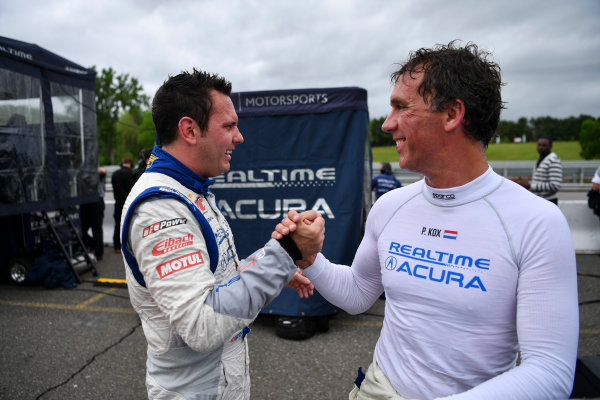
[271, 210, 325, 298]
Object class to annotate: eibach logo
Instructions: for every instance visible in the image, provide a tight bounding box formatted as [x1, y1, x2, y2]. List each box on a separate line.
[152, 233, 194, 256]
[143, 218, 187, 238]
[156, 251, 204, 279]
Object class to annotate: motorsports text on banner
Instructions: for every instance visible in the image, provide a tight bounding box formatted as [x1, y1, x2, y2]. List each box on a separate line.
[212, 87, 370, 316]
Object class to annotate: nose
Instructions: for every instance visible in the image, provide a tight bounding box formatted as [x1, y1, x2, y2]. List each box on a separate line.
[235, 128, 244, 144]
[381, 113, 396, 133]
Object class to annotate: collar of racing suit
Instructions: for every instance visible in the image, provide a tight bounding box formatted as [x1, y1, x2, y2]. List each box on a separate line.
[145, 145, 215, 196]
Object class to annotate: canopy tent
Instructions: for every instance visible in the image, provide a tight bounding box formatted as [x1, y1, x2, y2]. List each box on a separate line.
[0, 37, 98, 282]
[0, 36, 98, 217]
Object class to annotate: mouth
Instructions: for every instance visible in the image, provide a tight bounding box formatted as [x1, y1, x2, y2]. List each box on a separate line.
[395, 138, 406, 146]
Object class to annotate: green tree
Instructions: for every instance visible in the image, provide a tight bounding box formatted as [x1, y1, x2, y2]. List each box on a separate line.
[496, 117, 531, 142]
[579, 119, 600, 159]
[369, 116, 394, 147]
[94, 67, 150, 164]
[115, 110, 142, 161]
[137, 110, 156, 149]
[528, 114, 594, 141]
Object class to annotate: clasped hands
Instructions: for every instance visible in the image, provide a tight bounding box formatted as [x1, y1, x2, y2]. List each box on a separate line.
[274, 210, 325, 299]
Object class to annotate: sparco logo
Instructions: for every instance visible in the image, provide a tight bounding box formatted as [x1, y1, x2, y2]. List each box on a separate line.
[156, 251, 204, 279]
[143, 218, 187, 237]
[152, 234, 194, 256]
[432, 193, 456, 200]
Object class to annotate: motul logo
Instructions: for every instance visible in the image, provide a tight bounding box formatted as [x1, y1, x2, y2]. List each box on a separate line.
[156, 251, 204, 279]
[152, 234, 194, 256]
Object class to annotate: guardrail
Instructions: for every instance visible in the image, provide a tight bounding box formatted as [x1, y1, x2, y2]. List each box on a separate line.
[369, 161, 600, 253]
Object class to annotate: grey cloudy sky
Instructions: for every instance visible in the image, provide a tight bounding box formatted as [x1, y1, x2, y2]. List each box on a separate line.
[1, 0, 599, 121]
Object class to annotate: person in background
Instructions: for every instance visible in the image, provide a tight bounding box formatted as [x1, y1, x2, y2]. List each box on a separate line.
[275, 41, 578, 399]
[587, 166, 600, 219]
[131, 147, 153, 185]
[80, 167, 106, 260]
[371, 161, 402, 201]
[111, 157, 134, 253]
[592, 166, 600, 192]
[119, 69, 324, 399]
[514, 136, 563, 204]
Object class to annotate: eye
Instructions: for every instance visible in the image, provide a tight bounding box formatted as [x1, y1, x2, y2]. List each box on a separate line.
[391, 102, 405, 111]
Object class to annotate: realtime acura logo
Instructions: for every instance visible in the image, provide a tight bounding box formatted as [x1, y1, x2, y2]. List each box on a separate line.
[432, 193, 456, 200]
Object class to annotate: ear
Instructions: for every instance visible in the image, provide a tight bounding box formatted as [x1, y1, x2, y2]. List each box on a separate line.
[178, 117, 198, 145]
[444, 99, 466, 132]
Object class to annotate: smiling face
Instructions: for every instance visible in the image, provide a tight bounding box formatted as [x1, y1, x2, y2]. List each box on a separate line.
[381, 72, 446, 177]
[195, 91, 244, 177]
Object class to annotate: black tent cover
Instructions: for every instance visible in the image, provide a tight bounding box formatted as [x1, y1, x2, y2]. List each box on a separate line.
[0, 36, 98, 217]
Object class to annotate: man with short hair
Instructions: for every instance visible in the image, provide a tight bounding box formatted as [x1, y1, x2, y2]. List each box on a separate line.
[120, 69, 323, 399]
[515, 136, 563, 204]
[276, 41, 578, 399]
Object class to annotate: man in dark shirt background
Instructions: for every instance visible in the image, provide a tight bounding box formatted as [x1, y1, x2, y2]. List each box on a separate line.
[80, 167, 107, 260]
[111, 157, 134, 253]
[371, 162, 402, 201]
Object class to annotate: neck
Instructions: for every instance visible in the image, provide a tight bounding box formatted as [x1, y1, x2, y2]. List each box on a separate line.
[161, 143, 202, 177]
[146, 146, 214, 195]
[424, 138, 489, 189]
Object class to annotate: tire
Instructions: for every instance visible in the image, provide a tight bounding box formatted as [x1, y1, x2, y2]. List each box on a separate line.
[275, 316, 316, 340]
[314, 315, 330, 333]
[6, 257, 33, 285]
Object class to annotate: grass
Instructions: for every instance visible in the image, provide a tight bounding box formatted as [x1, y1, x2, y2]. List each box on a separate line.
[371, 141, 586, 162]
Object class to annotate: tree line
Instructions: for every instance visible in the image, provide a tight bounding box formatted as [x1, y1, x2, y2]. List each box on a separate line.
[94, 67, 154, 165]
[369, 115, 600, 159]
[95, 67, 600, 164]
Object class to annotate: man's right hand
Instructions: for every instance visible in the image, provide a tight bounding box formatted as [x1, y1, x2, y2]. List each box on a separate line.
[274, 210, 325, 268]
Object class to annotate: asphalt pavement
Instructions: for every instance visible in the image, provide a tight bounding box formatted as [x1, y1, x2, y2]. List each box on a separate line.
[0, 248, 598, 399]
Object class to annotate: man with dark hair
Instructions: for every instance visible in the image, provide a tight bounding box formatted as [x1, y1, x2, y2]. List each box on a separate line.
[120, 69, 323, 399]
[111, 157, 134, 252]
[131, 147, 153, 185]
[276, 41, 578, 399]
[371, 162, 402, 201]
[515, 136, 563, 204]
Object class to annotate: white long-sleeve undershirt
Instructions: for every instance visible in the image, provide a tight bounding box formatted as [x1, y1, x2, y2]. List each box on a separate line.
[304, 167, 579, 400]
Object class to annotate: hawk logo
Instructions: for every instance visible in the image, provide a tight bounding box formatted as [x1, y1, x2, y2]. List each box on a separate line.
[187, 193, 206, 211]
[194, 196, 206, 211]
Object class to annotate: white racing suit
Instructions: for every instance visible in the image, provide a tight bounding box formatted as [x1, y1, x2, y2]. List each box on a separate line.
[121, 146, 297, 399]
